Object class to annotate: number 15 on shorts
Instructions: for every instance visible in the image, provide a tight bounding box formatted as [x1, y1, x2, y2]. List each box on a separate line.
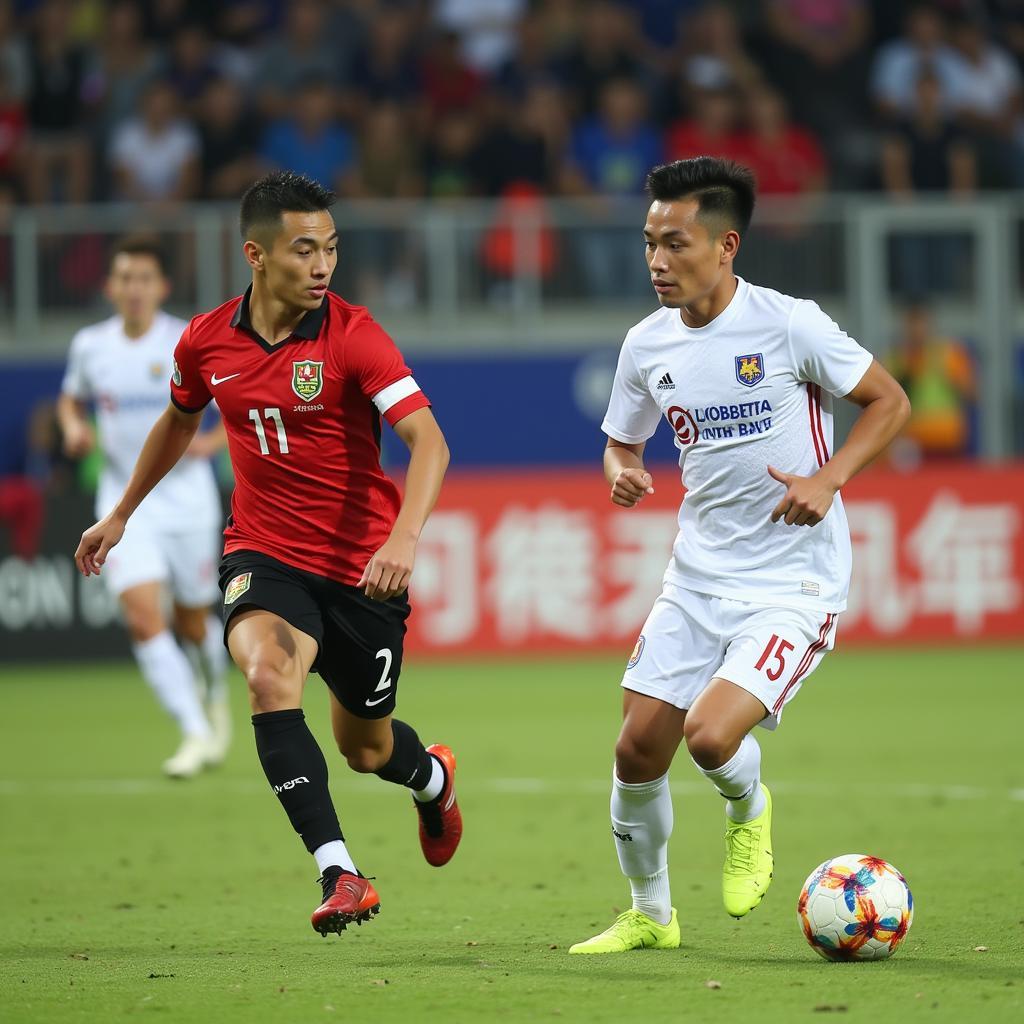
[755, 634, 794, 681]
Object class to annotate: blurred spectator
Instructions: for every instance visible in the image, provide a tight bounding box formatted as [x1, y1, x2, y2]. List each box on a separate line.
[261, 75, 353, 191]
[737, 87, 826, 195]
[346, 6, 420, 112]
[423, 110, 479, 197]
[563, 77, 661, 196]
[165, 22, 221, 108]
[0, 63, 25, 190]
[196, 75, 261, 199]
[493, 10, 559, 101]
[664, 87, 746, 163]
[342, 101, 422, 199]
[985, 0, 1024, 71]
[471, 82, 568, 195]
[23, 0, 91, 202]
[881, 67, 975, 296]
[435, 0, 527, 75]
[252, 0, 349, 120]
[946, 17, 1023, 186]
[554, 1, 644, 117]
[0, 0, 28, 102]
[109, 78, 200, 201]
[83, 1, 161, 140]
[870, 4, 961, 120]
[616, 0, 705, 69]
[887, 303, 976, 460]
[676, 3, 763, 100]
[759, 0, 872, 149]
[421, 29, 485, 124]
[141, 0, 210, 44]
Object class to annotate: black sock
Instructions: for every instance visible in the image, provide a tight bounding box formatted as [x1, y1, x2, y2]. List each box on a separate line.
[375, 719, 436, 791]
[252, 709, 343, 854]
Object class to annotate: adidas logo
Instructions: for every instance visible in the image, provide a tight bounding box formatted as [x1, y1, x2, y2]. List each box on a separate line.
[656, 372, 675, 391]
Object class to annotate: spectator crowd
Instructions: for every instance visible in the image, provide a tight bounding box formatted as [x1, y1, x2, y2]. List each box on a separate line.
[0, 0, 1022, 212]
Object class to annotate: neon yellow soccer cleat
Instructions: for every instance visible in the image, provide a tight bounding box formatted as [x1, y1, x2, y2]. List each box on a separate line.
[568, 908, 679, 954]
[722, 783, 774, 918]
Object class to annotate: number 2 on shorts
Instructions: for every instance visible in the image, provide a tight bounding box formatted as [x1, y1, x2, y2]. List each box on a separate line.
[754, 634, 795, 681]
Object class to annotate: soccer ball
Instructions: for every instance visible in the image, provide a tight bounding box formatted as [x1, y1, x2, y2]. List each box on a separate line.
[797, 854, 913, 961]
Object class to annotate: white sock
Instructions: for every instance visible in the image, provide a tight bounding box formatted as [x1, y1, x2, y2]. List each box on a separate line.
[200, 613, 229, 702]
[412, 754, 445, 802]
[610, 771, 674, 925]
[132, 631, 211, 739]
[696, 733, 766, 822]
[313, 839, 357, 876]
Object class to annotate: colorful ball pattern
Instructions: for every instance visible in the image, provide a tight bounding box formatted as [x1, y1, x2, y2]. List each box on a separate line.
[797, 854, 913, 961]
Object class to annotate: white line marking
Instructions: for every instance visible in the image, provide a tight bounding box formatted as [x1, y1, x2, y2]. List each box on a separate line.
[0, 778, 1019, 801]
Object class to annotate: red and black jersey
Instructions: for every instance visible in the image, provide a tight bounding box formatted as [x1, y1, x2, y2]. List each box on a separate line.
[170, 288, 430, 586]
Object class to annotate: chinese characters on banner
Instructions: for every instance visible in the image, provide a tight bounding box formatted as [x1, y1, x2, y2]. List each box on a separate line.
[406, 466, 1024, 655]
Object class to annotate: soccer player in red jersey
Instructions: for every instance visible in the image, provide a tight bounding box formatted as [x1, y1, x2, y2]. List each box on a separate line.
[74, 172, 462, 935]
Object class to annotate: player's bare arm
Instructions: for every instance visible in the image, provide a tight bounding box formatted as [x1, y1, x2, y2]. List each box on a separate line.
[769, 360, 910, 527]
[56, 393, 95, 457]
[358, 406, 450, 602]
[75, 402, 204, 576]
[605, 438, 655, 508]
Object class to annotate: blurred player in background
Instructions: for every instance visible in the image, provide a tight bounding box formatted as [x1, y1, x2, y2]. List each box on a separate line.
[74, 173, 461, 937]
[58, 236, 230, 779]
[570, 158, 911, 954]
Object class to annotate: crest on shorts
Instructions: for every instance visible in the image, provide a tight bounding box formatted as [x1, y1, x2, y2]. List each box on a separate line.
[292, 359, 324, 401]
[172, 359, 182, 388]
[735, 353, 764, 387]
[627, 634, 645, 670]
[224, 572, 252, 605]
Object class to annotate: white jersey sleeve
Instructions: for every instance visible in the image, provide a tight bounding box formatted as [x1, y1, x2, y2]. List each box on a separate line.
[61, 330, 93, 400]
[788, 300, 873, 398]
[602, 339, 662, 444]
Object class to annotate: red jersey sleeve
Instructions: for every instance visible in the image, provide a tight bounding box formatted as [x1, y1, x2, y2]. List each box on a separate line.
[170, 320, 212, 413]
[345, 321, 430, 426]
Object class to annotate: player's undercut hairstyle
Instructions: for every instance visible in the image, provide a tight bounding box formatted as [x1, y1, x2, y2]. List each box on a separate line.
[109, 234, 169, 275]
[645, 157, 757, 237]
[239, 171, 336, 243]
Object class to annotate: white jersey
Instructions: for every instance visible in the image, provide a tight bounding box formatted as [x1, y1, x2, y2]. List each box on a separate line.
[602, 276, 873, 613]
[61, 312, 221, 527]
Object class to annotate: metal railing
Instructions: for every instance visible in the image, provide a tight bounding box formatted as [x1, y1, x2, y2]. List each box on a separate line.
[1, 193, 1021, 455]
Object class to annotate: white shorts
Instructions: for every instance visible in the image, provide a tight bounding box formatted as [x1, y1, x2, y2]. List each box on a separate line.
[622, 582, 839, 730]
[103, 515, 221, 607]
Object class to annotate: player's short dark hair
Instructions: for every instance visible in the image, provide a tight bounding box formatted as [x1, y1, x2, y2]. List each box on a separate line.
[109, 234, 169, 275]
[645, 157, 757, 236]
[239, 171, 335, 242]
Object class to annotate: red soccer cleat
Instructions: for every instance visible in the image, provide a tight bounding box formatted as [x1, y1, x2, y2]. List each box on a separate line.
[415, 744, 463, 867]
[310, 868, 380, 936]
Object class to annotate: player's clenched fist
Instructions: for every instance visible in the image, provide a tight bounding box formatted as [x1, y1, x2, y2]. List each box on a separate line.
[75, 514, 126, 576]
[611, 468, 655, 508]
[767, 464, 837, 527]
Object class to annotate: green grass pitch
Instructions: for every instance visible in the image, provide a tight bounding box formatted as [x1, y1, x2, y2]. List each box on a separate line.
[1, 648, 1021, 1023]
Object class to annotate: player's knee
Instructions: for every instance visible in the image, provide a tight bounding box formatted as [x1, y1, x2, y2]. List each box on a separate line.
[340, 742, 389, 774]
[174, 612, 206, 646]
[244, 654, 300, 712]
[614, 733, 664, 782]
[122, 607, 165, 643]
[683, 717, 736, 770]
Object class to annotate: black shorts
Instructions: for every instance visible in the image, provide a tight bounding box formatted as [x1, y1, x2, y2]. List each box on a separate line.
[218, 550, 410, 720]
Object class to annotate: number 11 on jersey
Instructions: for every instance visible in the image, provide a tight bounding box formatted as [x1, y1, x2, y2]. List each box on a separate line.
[248, 407, 289, 455]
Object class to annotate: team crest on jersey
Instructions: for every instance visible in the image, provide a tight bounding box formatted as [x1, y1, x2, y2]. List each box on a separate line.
[292, 360, 324, 401]
[627, 635, 645, 669]
[224, 572, 252, 605]
[735, 353, 764, 387]
[172, 359, 182, 387]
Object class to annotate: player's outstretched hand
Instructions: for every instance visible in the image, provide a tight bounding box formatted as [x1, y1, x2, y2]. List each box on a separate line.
[767, 465, 837, 527]
[611, 468, 655, 508]
[74, 514, 126, 577]
[359, 532, 416, 602]
[63, 420, 95, 458]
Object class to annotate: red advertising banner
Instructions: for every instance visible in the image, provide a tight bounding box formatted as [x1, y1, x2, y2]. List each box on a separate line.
[406, 464, 1024, 655]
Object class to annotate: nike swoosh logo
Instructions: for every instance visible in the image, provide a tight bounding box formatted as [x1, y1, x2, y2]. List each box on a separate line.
[365, 693, 390, 707]
[211, 372, 241, 386]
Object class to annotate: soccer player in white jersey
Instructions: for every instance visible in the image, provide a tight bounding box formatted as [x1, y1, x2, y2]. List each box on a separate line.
[569, 158, 911, 954]
[58, 236, 231, 778]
